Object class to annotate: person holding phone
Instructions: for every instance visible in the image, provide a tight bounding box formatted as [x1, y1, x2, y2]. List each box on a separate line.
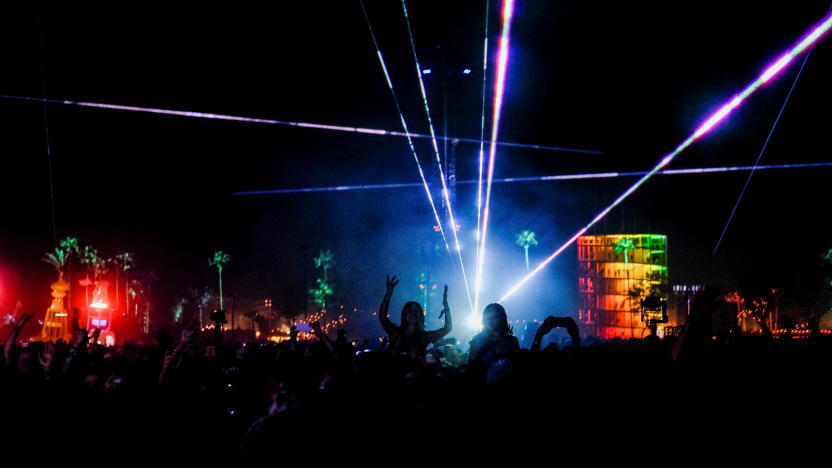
[530, 316, 581, 352]
[378, 275, 453, 362]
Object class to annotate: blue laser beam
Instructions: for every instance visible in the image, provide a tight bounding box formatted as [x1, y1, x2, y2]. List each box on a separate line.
[230, 162, 832, 195]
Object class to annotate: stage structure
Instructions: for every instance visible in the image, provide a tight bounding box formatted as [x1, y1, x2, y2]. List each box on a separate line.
[577, 234, 669, 339]
[41, 276, 71, 343]
[86, 281, 116, 346]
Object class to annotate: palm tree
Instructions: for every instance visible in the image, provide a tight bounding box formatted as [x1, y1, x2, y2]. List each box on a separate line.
[614, 237, 635, 266]
[515, 231, 539, 271]
[615, 237, 637, 336]
[59, 237, 80, 308]
[314, 250, 334, 281]
[312, 250, 335, 312]
[209, 251, 231, 309]
[42, 247, 67, 279]
[112, 252, 135, 317]
[80, 245, 105, 311]
[310, 278, 333, 311]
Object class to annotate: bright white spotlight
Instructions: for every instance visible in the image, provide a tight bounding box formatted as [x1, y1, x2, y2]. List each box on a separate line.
[422, 68, 432, 75]
[467, 314, 482, 330]
[462, 68, 472, 74]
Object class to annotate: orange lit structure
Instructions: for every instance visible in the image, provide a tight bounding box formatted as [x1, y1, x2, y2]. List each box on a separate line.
[41, 276, 71, 342]
[577, 234, 669, 339]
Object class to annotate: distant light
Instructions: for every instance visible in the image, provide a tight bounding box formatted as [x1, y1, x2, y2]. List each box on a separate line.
[467, 314, 482, 330]
[462, 68, 472, 74]
[422, 69, 432, 75]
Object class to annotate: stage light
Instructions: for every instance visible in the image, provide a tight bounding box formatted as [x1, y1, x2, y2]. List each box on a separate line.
[423, 68, 432, 74]
[463, 68, 472, 74]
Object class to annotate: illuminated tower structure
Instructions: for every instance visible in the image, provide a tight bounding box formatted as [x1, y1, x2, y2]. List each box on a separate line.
[577, 234, 669, 339]
[41, 276, 71, 342]
[86, 281, 116, 345]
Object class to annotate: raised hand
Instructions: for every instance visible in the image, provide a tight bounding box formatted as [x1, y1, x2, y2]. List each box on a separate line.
[439, 285, 449, 318]
[310, 321, 323, 335]
[385, 275, 399, 294]
[90, 328, 102, 345]
[537, 316, 557, 336]
[39, 342, 55, 370]
[11, 313, 32, 331]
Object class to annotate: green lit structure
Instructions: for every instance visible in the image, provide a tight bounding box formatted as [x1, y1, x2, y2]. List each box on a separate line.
[577, 234, 669, 339]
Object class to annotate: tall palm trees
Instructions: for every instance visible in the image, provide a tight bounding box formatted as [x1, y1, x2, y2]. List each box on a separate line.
[209, 251, 231, 309]
[515, 231, 538, 271]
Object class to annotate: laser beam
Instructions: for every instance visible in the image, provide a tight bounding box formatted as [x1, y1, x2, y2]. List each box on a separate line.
[230, 161, 832, 195]
[475, 0, 491, 321]
[401, 0, 474, 313]
[498, 10, 832, 303]
[0, 93, 600, 155]
[359, 0, 454, 259]
[476, 0, 515, 317]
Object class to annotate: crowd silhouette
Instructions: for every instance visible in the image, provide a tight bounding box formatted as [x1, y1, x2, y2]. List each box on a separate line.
[2, 281, 830, 466]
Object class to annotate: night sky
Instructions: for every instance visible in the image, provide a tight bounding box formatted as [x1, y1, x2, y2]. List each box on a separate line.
[2, 1, 831, 330]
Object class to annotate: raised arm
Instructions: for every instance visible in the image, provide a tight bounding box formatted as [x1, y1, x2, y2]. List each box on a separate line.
[160, 321, 198, 384]
[4, 312, 32, 363]
[427, 285, 452, 343]
[530, 316, 580, 352]
[530, 316, 556, 353]
[310, 321, 334, 355]
[379, 275, 399, 336]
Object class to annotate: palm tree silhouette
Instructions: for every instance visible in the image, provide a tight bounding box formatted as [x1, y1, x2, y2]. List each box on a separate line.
[59, 237, 80, 309]
[515, 231, 539, 271]
[80, 245, 104, 311]
[209, 251, 231, 309]
[112, 252, 135, 317]
[42, 247, 67, 279]
[311, 250, 335, 311]
[314, 250, 334, 281]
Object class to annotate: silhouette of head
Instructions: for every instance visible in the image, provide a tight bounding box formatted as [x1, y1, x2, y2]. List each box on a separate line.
[483, 303, 510, 335]
[400, 301, 425, 331]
